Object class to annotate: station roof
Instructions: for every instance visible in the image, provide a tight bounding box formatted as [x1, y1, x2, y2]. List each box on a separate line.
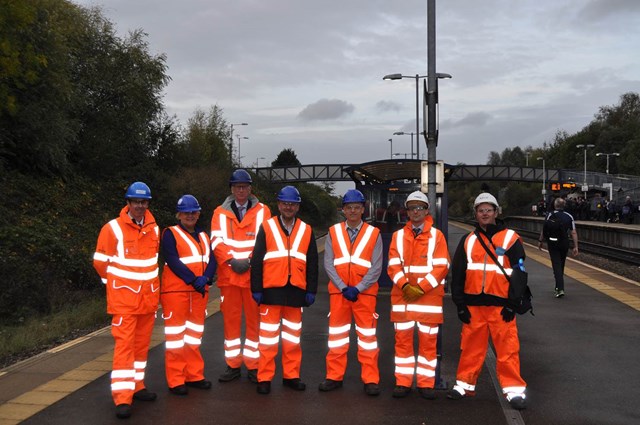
[346, 159, 424, 185]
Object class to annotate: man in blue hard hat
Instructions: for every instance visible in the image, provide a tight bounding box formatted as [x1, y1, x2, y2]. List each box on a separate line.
[319, 189, 383, 396]
[210, 169, 272, 384]
[250, 185, 318, 395]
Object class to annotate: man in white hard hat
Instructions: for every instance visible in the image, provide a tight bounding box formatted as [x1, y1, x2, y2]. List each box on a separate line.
[448, 192, 528, 410]
[387, 191, 450, 399]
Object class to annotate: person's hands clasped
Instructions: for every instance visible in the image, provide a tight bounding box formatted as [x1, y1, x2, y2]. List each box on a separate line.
[402, 283, 425, 302]
[229, 258, 251, 273]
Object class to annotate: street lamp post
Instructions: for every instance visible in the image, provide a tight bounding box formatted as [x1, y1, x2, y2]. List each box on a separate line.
[392, 132, 417, 158]
[236, 135, 249, 166]
[525, 152, 531, 166]
[256, 156, 266, 168]
[595, 152, 620, 174]
[383, 73, 426, 158]
[537, 157, 546, 197]
[576, 144, 595, 191]
[230, 122, 248, 162]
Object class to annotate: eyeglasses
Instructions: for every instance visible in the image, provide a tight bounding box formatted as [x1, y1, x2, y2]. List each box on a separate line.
[232, 185, 251, 190]
[129, 199, 149, 206]
[343, 205, 363, 211]
[476, 208, 495, 214]
[407, 206, 427, 212]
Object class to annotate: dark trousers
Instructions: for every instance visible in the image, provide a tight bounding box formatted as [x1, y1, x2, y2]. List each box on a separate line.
[548, 245, 568, 291]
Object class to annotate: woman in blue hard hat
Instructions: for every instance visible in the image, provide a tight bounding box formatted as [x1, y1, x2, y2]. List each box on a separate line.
[160, 194, 217, 396]
[250, 185, 318, 395]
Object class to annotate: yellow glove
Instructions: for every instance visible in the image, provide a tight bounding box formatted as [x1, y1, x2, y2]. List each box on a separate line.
[402, 283, 425, 302]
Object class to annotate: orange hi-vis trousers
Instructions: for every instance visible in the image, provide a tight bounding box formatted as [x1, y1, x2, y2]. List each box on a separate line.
[257, 305, 303, 382]
[393, 321, 439, 389]
[110, 313, 155, 406]
[161, 291, 209, 388]
[325, 293, 379, 384]
[453, 306, 526, 400]
[220, 286, 260, 370]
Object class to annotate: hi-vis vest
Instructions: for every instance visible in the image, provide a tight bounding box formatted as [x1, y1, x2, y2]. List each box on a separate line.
[387, 217, 450, 323]
[93, 206, 160, 315]
[328, 222, 379, 296]
[210, 199, 270, 288]
[463, 229, 518, 299]
[161, 225, 211, 293]
[262, 217, 312, 290]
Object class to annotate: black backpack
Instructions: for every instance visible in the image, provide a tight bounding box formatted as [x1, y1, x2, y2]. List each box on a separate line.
[543, 212, 566, 242]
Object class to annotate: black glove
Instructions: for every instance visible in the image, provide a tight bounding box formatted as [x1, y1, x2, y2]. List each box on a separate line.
[342, 286, 359, 302]
[456, 305, 471, 324]
[229, 258, 251, 273]
[191, 276, 208, 297]
[501, 306, 515, 322]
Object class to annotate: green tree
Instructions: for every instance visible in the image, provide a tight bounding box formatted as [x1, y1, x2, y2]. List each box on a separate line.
[272, 148, 301, 166]
[184, 105, 230, 168]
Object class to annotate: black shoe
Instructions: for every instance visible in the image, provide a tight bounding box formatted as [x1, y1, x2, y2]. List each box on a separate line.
[282, 378, 306, 391]
[247, 369, 258, 383]
[257, 381, 271, 394]
[392, 385, 411, 398]
[447, 388, 464, 400]
[185, 379, 212, 390]
[115, 404, 131, 419]
[318, 379, 343, 392]
[218, 366, 241, 382]
[364, 383, 381, 396]
[132, 388, 157, 401]
[509, 396, 527, 410]
[418, 387, 436, 400]
[168, 385, 188, 396]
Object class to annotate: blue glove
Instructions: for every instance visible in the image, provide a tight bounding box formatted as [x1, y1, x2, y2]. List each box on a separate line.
[191, 276, 208, 296]
[252, 292, 263, 305]
[342, 286, 359, 302]
[305, 292, 316, 306]
[495, 247, 506, 255]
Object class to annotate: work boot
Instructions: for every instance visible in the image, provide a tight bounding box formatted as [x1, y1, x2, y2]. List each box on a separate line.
[446, 388, 464, 400]
[132, 388, 157, 401]
[247, 369, 258, 383]
[509, 396, 527, 410]
[364, 383, 381, 396]
[185, 379, 212, 390]
[257, 381, 271, 394]
[555, 289, 565, 298]
[318, 379, 343, 392]
[282, 378, 306, 391]
[392, 385, 411, 398]
[418, 387, 436, 400]
[169, 385, 188, 396]
[115, 404, 132, 419]
[218, 366, 241, 382]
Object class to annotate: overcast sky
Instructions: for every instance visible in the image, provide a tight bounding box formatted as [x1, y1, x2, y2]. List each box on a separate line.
[75, 0, 640, 170]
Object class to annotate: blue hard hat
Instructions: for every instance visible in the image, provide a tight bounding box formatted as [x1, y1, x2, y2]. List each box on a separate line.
[229, 169, 252, 186]
[176, 194, 201, 213]
[125, 182, 152, 200]
[342, 189, 366, 205]
[277, 186, 301, 203]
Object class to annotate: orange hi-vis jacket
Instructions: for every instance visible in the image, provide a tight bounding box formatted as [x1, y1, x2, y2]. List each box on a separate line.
[210, 195, 271, 288]
[462, 228, 519, 299]
[262, 217, 312, 290]
[328, 222, 380, 296]
[161, 225, 211, 292]
[93, 206, 160, 315]
[387, 215, 450, 323]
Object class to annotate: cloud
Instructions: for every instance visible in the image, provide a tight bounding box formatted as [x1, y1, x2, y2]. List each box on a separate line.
[375, 100, 403, 113]
[297, 99, 355, 121]
[443, 112, 492, 129]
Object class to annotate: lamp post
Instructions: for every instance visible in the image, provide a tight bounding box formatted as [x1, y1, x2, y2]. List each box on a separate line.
[236, 135, 249, 166]
[383, 73, 426, 158]
[393, 132, 418, 158]
[537, 157, 546, 196]
[525, 152, 531, 166]
[595, 152, 620, 174]
[230, 122, 248, 162]
[388, 139, 393, 159]
[256, 156, 266, 168]
[576, 144, 595, 191]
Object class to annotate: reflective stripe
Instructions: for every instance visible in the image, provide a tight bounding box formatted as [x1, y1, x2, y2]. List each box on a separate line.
[164, 325, 186, 335]
[328, 336, 350, 348]
[93, 252, 110, 262]
[394, 321, 415, 330]
[225, 348, 242, 357]
[111, 369, 135, 379]
[260, 322, 280, 332]
[394, 356, 415, 364]
[225, 338, 242, 347]
[416, 367, 436, 377]
[260, 335, 279, 345]
[166, 340, 184, 349]
[185, 321, 204, 333]
[455, 380, 475, 391]
[332, 224, 375, 268]
[243, 348, 260, 359]
[108, 266, 159, 282]
[417, 323, 439, 334]
[406, 304, 443, 314]
[281, 331, 300, 344]
[111, 381, 136, 391]
[329, 324, 351, 335]
[245, 338, 259, 349]
[134, 361, 147, 369]
[395, 366, 415, 375]
[184, 334, 201, 345]
[417, 356, 438, 367]
[357, 339, 378, 350]
[355, 325, 376, 337]
[282, 318, 302, 331]
[263, 220, 308, 261]
[134, 371, 144, 381]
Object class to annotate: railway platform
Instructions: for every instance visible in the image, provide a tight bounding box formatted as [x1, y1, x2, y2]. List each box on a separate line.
[1, 222, 639, 425]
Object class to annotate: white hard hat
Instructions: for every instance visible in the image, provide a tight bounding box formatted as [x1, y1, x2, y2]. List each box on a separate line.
[474, 192, 499, 209]
[405, 191, 430, 208]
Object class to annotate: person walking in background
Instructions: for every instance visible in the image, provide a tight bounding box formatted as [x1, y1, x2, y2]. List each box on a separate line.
[93, 182, 160, 419]
[210, 169, 271, 384]
[448, 192, 527, 410]
[250, 186, 318, 395]
[538, 197, 579, 298]
[621, 196, 635, 224]
[319, 189, 383, 396]
[387, 191, 450, 400]
[160, 195, 217, 396]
